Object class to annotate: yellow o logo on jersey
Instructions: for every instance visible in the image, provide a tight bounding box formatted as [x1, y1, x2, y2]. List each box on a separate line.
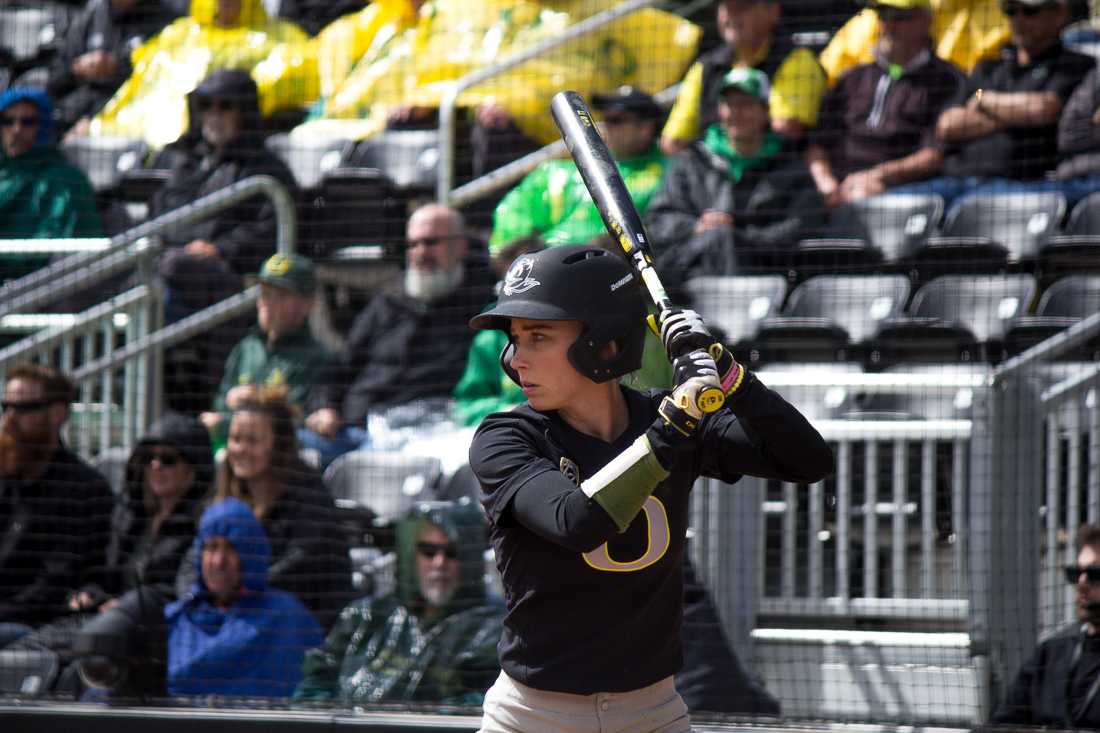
[582, 496, 670, 573]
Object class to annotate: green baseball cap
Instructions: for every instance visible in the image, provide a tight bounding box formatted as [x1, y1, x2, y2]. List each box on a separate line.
[258, 253, 315, 294]
[718, 68, 771, 103]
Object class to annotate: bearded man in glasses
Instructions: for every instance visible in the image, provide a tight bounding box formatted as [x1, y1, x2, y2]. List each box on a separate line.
[892, 0, 1094, 207]
[295, 499, 504, 705]
[0, 363, 113, 648]
[0, 88, 102, 256]
[993, 523, 1100, 727]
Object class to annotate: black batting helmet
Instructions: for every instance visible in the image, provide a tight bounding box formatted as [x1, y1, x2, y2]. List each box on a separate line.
[470, 245, 648, 383]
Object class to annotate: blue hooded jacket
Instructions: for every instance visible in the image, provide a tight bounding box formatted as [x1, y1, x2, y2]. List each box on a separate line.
[165, 498, 323, 698]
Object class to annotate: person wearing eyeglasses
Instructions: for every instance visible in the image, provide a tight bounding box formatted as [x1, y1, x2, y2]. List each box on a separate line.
[301, 203, 495, 469]
[992, 523, 1100, 727]
[488, 87, 669, 268]
[900, 0, 1095, 207]
[0, 364, 113, 649]
[0, 88, 102, 272]
[295, 499, 504, 705]
[805, 0, 965, 207]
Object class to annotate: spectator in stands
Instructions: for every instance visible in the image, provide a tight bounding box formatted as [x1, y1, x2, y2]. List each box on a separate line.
[488, 87, 668, 263]
[992, 523, 1100, 727]
[646, 69, 825, 290]
[47, 0, 182, 136]
[86, 0, 317, 149]
[805, 0, 965, 206]
[0, 364, 113, 647]
[660, 0, 827, 153]
[819, 0, 1011, 83]
[178, 389, 352, 629]
[150, 69, 298, 323]
[4, 413, 211, 689]
[0, 88, 102, 271]
[301, 204, 495, 469]
[269, 0, 366, 36]
[294, 499, 503, 705]
[200, 253, 332, 445]
[165, 497, 323, 697]
[1052, 66, 1100, 199]
[901, 0, 1094, 207]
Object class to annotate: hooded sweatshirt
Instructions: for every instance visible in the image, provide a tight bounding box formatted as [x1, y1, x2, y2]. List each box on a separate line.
[0, 88, 102, 250]
[165, 497, 323, 698]
[295, 498, 503, 704]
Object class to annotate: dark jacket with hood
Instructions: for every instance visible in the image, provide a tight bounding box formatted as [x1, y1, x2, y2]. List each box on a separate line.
[295, 499, 504, 705]
[0, 88, 102, 250]
[47, 0, 182, 129]
[149, 69, 297, 276]
[313, 245, 496, 426]
[166, 497, 323, 697]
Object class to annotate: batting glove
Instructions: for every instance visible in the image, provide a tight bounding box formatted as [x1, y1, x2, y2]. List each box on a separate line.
[659, 308, 713, 360]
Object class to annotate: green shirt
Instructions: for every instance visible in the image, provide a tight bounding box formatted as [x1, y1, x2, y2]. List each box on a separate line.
[211, 324, 333, 414]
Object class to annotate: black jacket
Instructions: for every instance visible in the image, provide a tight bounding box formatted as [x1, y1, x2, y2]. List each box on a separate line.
[315, 246, 497, 426]
[993, 625, 1100, 728]
[0, 445, 114, 626]
[46, 0, 181, 130]
[149, 69, 297, 276]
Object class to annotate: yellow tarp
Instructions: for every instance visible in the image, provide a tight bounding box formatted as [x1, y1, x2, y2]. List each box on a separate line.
[90, 0, 318, 148]
[293, 0, 701, 144]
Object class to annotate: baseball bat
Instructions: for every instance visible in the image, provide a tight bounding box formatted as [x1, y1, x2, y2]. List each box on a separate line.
[549, 90, 724, 413]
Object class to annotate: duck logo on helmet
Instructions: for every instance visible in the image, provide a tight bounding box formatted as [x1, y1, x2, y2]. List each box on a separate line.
[502, 256, 541, 296]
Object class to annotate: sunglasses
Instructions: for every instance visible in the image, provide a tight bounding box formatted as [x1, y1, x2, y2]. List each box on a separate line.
[0, 116, 39, 129]
[1000, 2, 1055, 16]
[198, 98, 237, 113]
[1, 398, 55, 413]
[406, 235, 461, 249]
[416, 541, 458, 560]
[1064, 565, 1100, 584]
[602, 114, 639, 126]
[144, 451, 182, 467]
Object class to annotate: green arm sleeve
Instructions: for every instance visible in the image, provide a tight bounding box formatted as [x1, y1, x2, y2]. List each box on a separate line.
[582, 434, 669, 532]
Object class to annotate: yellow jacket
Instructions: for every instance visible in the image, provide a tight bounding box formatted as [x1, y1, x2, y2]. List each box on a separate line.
[819, 0, 1011, 84]
[90, 0, 317, 148]
[293, 0, 701, 144]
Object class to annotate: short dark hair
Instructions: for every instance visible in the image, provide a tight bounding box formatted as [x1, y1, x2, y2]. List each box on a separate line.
[1079, 524, 1100, 551]
[6, 363, 77, 405]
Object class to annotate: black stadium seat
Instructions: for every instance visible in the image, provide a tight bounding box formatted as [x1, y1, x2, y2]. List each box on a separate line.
[264, 133, 352, 194]
[871, 273, 1038, 366]
[685, 274, 787, 363]
[829, 192, 945, 264]
[754, 274, 910, 363]
[1040, 191, 1100, 274]
[60, 137, 149, 195]
[342, 129, 441, 193]
[1004, 274, 1100, 358]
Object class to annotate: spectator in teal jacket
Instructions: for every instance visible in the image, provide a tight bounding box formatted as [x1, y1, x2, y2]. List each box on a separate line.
[0, 88, 102, 280]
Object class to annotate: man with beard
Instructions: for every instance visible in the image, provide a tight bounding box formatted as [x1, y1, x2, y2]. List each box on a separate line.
[300, 204, 495, 468]
[294, 499, 503, 705]
[993, 523, 1100, 727]
[0, 364, 113, 648]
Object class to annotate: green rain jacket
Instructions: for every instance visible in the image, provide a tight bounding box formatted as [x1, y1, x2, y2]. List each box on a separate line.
[489, 145, 667, 252]
[211, 325, 334, 415]
[295, 499, 503, 706]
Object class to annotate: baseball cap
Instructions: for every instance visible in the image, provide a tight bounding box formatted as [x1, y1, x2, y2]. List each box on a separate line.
[718, 68, 771, 103]
[258, 253, 315, 294]
[864, 0, 932, 10]
[591, 86, 664, 121]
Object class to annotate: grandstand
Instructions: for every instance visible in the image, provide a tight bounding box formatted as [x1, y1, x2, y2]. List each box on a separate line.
[1, 0, 1099, 731]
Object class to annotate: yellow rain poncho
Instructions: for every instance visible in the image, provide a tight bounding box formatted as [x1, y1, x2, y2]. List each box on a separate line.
[293, 0, 701, 145]
[819, 0, 1011, 84]
[90, 0, 318, 148]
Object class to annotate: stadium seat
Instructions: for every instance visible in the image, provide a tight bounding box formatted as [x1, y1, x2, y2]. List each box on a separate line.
[829, 193, 945, 264]
[323, 451, 442, 525]
[60, 137, 149, 195]
[0, 3, 68, 73]
[755, 361, 865, 421]
[1040, 191, 1100, 274]
[341, 129, 440, 193]
[753, 274, 910, 363]
[685, 274, 787, 363]
[0, 650, 59, 696]
[917, 192, 1066, 273]
[839, 363, 987, 421]
[263, 133, 351, 193]
[871, 273, 1038, 366]
[1003, 274, 1100, 358]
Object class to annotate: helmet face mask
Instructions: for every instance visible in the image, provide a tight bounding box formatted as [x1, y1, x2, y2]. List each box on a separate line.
[472, 245, 648, 385]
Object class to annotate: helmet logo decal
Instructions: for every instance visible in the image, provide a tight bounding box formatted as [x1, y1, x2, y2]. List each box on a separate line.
[559, 457, 580, 487]
[502, 257, 541, 296]
[609, 273, 633, 292]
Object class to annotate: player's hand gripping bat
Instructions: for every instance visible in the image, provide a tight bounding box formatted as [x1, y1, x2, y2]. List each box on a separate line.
[550, 90, 725, 414]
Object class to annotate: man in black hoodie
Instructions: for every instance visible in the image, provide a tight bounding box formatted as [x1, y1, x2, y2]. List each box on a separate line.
[47, 0, 182, 134]
[149, 68, 297, 323]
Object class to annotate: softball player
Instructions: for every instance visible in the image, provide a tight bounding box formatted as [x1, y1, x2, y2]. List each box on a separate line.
[468, 245, 833, 733]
